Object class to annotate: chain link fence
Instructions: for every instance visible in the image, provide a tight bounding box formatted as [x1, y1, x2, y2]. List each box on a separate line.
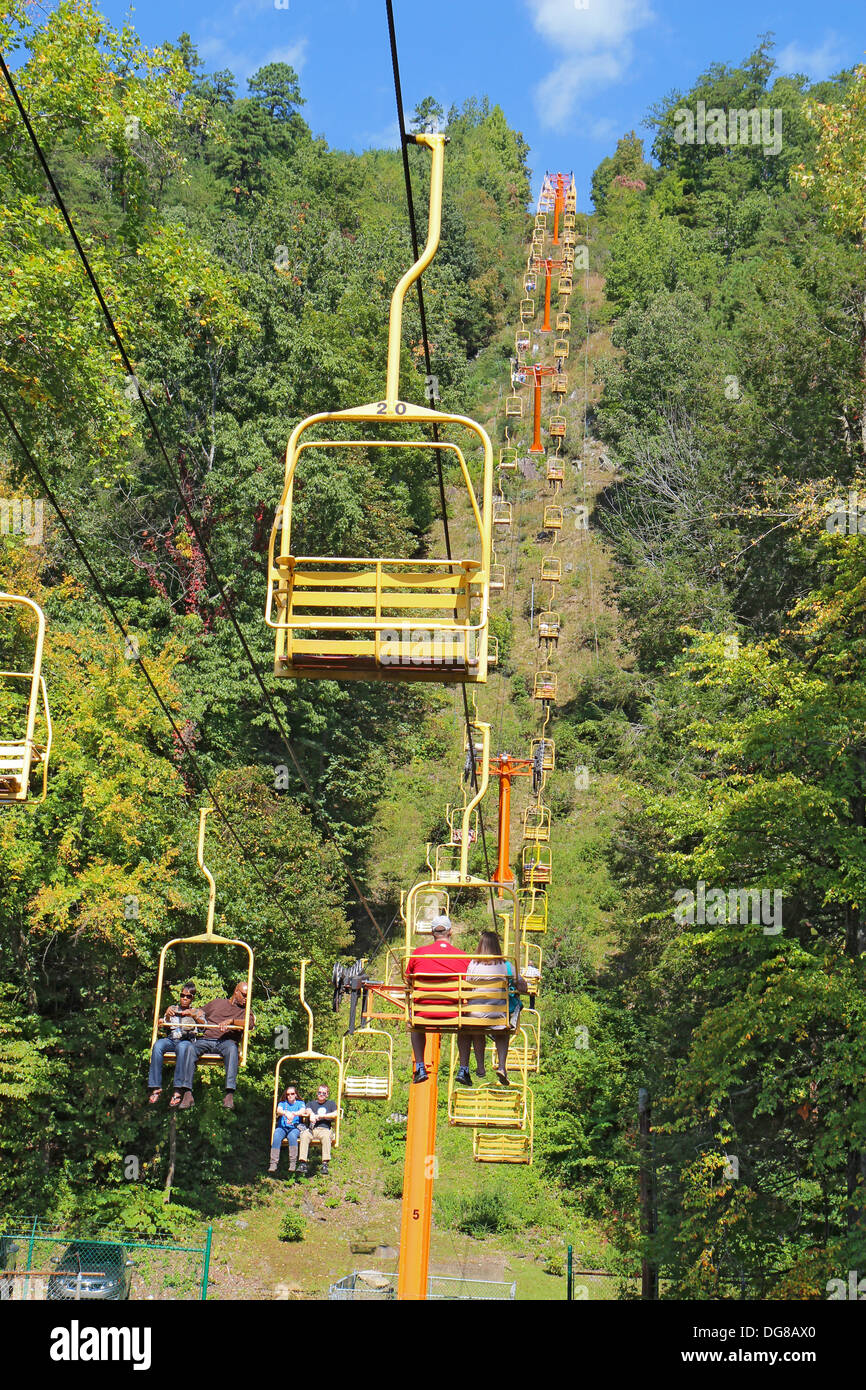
[0, 1218, 212, 1301]
[328, 1270, 516, 1300]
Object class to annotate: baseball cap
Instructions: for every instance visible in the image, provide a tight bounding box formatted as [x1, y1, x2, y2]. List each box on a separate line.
[430, 915, 452, 934]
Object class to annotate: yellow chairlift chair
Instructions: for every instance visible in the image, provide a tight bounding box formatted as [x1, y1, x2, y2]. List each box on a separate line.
[493, 496, 513, 529]
[534, 213, 547, 232]
[551, 374, 568, 397]
[472, 1090, 534, 1163]
[0, 592, 52, 803]
[340, 1026, 393, 1101]
[530, 735, 556, 775]
[563, 212, 576, 233]
[266, 134, 493, 685]
[562, 228, 576, 250]
[537, 611, 561, 643]
[520, 299, 535, 323]
[488, 635, 499, 669]
[543, 505, 563, 531]
[519, 888, 548, 934]
[447, 1034, 528, 1129]
[554, 337, 570, 360]
[402, 886, 451, 937]
[522, 803, 551, 843]
[522, 843, 552, 886]
[565, 178, 577, 213]
[556, 311, 571, 333]
[549, 417, 567, 441]
[533, 669, 557, 700]
[505, 394, 524, 420]
[492, 1011, 541, 1077]
[523, 272, 537, 295]
[151, 809, 255, 1076]
[447, 803, 479, 847]
[520, 940, 543, 998]
[559, 274, 573, 296]
[273, 958, 344, 1150]
[515, 329, 530, 361]
[498, 446, 518, 474]
[490, 551, 506, 593]
[541, 557, 562, 583]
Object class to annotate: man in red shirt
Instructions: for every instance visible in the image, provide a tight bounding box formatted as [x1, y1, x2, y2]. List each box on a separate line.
[404, 916, 470, 1083]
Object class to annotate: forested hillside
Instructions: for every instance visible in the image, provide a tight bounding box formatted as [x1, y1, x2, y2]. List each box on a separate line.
[0, 0, 531, 1228]
[570, 42, 866, 1295]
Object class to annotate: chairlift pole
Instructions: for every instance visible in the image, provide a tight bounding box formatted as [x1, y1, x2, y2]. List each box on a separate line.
[397, 1033, 440, 1300]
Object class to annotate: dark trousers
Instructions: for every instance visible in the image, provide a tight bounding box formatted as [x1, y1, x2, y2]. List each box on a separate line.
[148, 1037, 194, 1089]
[174, 1037, 239, 1091]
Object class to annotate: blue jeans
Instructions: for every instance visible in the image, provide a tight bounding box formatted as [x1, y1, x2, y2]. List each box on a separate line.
[148, 1037, 194, 1090]
[273, 1125, 300, 1149]
[174, 1037, 239, 1091]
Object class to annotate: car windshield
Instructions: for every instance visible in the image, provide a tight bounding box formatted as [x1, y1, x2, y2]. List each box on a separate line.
[55, 1242, 124, 1272]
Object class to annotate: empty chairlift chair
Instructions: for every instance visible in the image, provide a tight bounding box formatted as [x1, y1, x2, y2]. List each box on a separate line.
[505, 394, 524, 420]
[447, 1036, 528, 1128]
[472, 1091, 535, 1164]
[494, 496, 513, 530]
[487, 635, 499, 669]
[489, 552, 506, 593]
[340, 1027, 394, 1101]
[541, 556, 562, 583]
[559, 274, 573, 296]
[0, 593, 52, 803]
[519, 888, 548, 934]
[543, 505, 563, 532]
[554, 337, 570, 361]
[530, 735, 556, 775]
[520, 298, 535, 323]
[498, 446, 518, 474]
[265, 134, 493, 686]
[522, 803, 551, 843]
[551, 373, 568, 397]
[556, 311, 571, 333]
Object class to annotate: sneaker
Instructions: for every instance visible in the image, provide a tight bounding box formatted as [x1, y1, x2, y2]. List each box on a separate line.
[413, 1063, 428, 1084]
[456, 1067, 472, 1086]
[321, 1162, 330, 1175]
[297, 1161, 308, 1178]
[223, 1092, 234, 1110]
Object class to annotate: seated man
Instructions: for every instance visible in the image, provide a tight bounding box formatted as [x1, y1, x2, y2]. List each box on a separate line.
[173, 980, 254, 1110]
[147, 983, 204, 1106]
[404, 915, 470, 1084]
[297, 1084, 338, 1177]
[269, 1084, 306, 1175]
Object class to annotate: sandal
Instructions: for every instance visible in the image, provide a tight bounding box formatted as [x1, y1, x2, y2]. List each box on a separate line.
[148, 1089, 162, 1105]
[168, 1091, 183, 1108]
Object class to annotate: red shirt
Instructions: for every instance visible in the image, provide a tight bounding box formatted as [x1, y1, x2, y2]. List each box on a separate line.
[406, 939, 471, 1022]
[405, 938, 471, 981]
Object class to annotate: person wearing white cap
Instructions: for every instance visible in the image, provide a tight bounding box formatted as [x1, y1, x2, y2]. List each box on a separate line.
[404, 915, 470, 1082]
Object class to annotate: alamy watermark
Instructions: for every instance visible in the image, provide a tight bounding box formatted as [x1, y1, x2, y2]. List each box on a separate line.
[674, 881, 783, 934]
[673, 102, 783, 157]
[825, 491, 866, 535]
[0, 496, 43, 546]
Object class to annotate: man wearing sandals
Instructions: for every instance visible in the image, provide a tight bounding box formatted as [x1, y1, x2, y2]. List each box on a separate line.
[171, 981, 254, 1111]
[147, 983, 204, 1105]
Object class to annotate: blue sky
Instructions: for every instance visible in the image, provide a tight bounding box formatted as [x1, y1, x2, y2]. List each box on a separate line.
[84, 1, 866, 203]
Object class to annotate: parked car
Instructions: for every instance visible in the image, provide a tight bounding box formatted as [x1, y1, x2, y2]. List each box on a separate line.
[46, 1241, 134, 1300]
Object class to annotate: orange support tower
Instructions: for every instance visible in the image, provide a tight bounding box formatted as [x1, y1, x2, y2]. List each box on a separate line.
[526, 365, 556, 455]
[489, 752, 536, 890]
[398, 1032, 441, 1300]
[532, 256, 570, 333]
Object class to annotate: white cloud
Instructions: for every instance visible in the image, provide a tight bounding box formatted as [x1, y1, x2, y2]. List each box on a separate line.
[353, 120, 402, 152]
[264, 39, 309, 73]
[524, 0, 654, 128]
[777, 34, 845, 82]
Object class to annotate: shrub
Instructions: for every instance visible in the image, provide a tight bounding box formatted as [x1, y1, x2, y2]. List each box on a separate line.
[382, 1168, 403, 1199]
[278, 1210, 307, 1243]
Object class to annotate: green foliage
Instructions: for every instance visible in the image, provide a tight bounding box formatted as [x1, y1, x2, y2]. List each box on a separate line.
[278, 1209, 306, 1243]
